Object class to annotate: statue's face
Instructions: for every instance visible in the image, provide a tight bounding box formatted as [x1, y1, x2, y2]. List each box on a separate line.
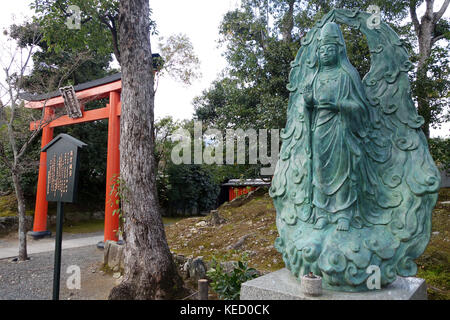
[319, 44, 338, 67]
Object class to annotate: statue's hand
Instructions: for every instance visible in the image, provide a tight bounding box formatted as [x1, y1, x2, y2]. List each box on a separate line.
[303, 84, 313, 106]
[317, 102, 338, 111]
[338, 99, 359, 112]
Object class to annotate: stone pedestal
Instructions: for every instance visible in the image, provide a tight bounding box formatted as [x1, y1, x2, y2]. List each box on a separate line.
[241, 268, 427, 300]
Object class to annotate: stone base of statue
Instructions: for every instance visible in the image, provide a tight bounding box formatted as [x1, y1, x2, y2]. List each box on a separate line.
[240, 269, 427, 300]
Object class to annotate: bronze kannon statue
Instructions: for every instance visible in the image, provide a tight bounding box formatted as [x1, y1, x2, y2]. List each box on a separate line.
[270, 9, 441, 292]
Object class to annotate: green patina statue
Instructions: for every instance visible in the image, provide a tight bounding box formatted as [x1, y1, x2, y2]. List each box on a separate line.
[270, 9, 441, 292]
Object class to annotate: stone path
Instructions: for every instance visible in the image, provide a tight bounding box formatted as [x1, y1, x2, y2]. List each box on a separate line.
[0, 232, 104, 260]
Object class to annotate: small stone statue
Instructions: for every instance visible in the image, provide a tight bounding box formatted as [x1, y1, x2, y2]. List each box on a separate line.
[270, 9, 441, 292]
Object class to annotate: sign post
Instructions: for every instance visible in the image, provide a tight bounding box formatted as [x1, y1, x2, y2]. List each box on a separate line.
[42, 133, 86, 300]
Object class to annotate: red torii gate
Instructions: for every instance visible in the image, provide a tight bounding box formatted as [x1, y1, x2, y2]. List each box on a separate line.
[25, 73, 122, 243]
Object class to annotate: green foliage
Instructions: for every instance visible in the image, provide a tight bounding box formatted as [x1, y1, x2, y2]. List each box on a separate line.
[428, 138, 450, 171]
[9, 20, 113, 93]
[31, 0, 118, 56]
[30, 0, 157, 61]
[109, 174, 128, 237]
[194, 0, 409, 132]
[0, 103, 42, 198]
[166, 164, 220, 215]
[207, 254, 259, 300]
[411, 44, 450, 132]
[157, 34, 202, 86]
[30, 0, 201, 87]
[194, 0, 448, 141]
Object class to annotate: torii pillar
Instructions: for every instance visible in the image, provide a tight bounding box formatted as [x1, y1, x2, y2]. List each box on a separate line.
[30, 107, 55, 238]
[104, 91, 120, 242]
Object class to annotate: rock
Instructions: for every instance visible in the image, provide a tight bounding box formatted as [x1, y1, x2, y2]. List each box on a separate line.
[113, 272, 121, 279]
[104, 240, 124, 271]
[173, 254, 187, 267]
[209, 210, 226, 225]
[199, 245, 205, 250]
[196, 221, 207, 227]
[245, 250, 257, 257]
[92, 211, 104, 220]
[103, 240, 112, 265]
[184, 257, 207, 280]
[115, 276, 123, 285]
[227, 234, 251, 250]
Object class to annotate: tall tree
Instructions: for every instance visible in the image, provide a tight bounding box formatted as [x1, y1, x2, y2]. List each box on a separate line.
[195, 0, 448, 137]
[0, 25, 84, 261]
[31, 0, 129, 63]
[108, 0, 184, 300]
[409, 0, 450, 137]
[31, 0, 201, 89]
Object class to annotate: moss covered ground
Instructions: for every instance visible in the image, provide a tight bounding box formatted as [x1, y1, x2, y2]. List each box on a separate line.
[416, 189, 450, 300]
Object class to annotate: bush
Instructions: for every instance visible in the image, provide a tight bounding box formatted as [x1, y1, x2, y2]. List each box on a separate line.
[207, 255, 259, 300]
[165, 164, 220, 215]
[429, 138, 450, 171]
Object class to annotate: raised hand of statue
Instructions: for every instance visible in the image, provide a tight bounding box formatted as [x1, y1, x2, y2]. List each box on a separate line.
[303, 84, 313, 107]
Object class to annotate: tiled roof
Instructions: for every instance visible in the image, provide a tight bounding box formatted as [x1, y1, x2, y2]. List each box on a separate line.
[222, 179, 271, 187]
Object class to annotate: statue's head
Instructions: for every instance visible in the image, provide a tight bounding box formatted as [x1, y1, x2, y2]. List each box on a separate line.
[318, 22, 345, 68]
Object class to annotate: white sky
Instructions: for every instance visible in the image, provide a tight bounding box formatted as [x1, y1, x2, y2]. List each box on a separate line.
[0, 0, 448, 137]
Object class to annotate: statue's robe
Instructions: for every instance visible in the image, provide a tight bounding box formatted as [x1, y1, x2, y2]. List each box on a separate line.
[310, 69, 368, 224]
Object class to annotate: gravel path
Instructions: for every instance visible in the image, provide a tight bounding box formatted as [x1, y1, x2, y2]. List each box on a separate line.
[0, 245, 115, 300]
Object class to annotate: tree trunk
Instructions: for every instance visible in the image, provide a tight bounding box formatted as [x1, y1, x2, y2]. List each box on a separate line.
[108, 0, 184, 300]
[281, 0, 295, 43]
[11, 168, 27, 261]
[409, 0, 450, 138]
[415, 14, 434, 138]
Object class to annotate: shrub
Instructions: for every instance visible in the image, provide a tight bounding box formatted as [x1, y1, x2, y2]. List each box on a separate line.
[207, 254, 259, 300]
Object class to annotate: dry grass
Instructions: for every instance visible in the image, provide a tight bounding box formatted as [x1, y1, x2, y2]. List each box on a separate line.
[165, 188, 284, 273]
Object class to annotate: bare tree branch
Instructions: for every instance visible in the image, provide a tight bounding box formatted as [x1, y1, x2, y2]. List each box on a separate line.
[425, 0, 435, 19]
[410, 0, 421, 35]
[434, 0, 450, 23]
[432, 34, 447, 44]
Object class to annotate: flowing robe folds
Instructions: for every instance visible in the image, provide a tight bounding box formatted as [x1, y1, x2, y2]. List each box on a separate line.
[310, 70, 367, 224]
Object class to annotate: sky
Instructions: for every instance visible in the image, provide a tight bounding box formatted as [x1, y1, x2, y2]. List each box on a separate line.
[0, 0, 448, 138]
